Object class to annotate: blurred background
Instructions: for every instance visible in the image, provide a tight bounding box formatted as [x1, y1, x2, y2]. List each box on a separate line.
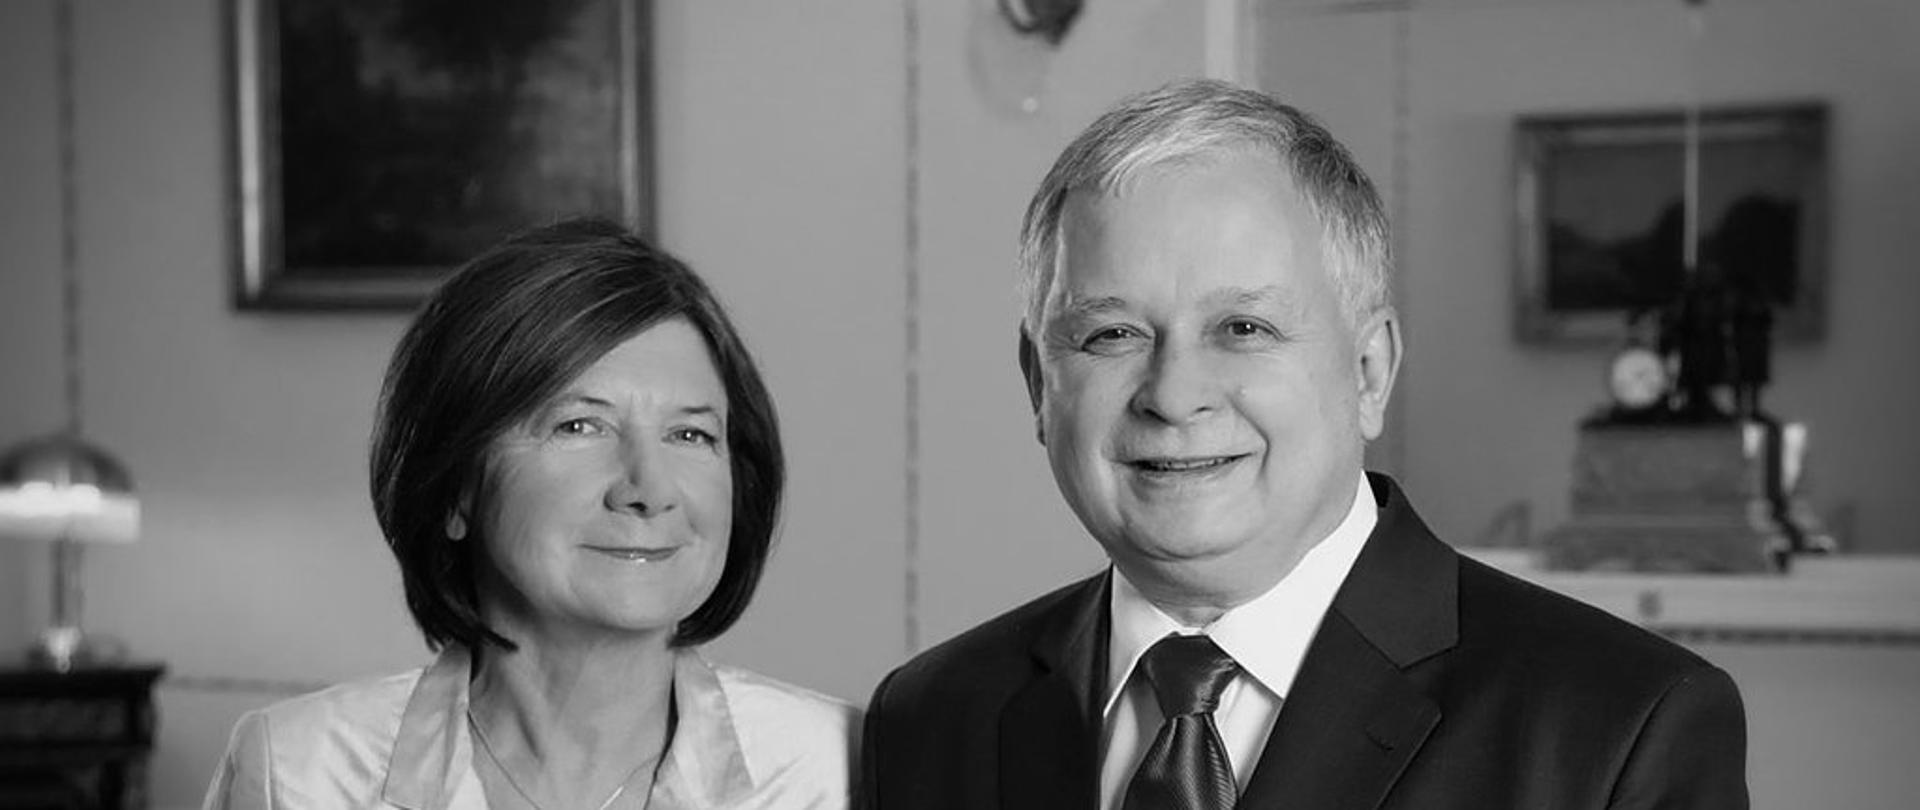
[1, 0, 1915, 807]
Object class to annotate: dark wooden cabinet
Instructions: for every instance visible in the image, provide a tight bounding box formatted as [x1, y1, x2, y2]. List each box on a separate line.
[0, 665, 164, 810]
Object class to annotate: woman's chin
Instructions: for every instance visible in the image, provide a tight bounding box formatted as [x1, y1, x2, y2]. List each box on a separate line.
[574, 603, 695, 639]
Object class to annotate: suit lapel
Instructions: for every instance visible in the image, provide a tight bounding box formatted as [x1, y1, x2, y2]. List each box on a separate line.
[1237, 474, 1457, 810]
[1237, 612, 1439, 808]
[999, 572, 1109, 810]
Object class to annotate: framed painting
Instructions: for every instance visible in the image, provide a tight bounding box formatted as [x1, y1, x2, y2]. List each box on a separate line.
[1513, 103, 1827, 345]
[228, 0, 652, 310]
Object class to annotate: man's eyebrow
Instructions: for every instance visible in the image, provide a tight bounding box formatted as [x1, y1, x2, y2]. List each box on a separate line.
[1051, 295, 1130, 321]
[1211, 285, 1292, 309]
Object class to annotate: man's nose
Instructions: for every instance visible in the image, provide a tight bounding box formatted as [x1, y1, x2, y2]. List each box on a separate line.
[605, 439, 679, 517]
[1128, 341, 1221, 425]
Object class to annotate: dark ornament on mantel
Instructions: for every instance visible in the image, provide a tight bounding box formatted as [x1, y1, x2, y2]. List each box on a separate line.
[1689, 260, 1776, 421]
[1729, 264, 1775, 418]
[1551, 259, 1834, 573]
[1671, 264, 1735, 419]
[1601, 259, 1777, 428]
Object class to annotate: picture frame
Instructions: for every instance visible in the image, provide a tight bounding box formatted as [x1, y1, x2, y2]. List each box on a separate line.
[228, 0, 653, 310]
[1513, 103, 1827, 345]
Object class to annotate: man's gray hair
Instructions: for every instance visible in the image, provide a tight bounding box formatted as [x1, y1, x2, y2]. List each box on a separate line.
[1017, 79, 1392, 330]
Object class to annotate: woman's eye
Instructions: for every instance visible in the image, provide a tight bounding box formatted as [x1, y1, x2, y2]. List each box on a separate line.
[669, 427, 718, 447]
[553, 418, 604, 437]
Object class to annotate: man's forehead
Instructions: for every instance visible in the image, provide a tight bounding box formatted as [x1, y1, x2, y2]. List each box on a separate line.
[1047, 284, 1303, 318]
[1057, 167, 1312, 250]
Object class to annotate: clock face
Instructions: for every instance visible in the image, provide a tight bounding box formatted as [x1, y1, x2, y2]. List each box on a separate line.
[1608, 347, 1670, 411]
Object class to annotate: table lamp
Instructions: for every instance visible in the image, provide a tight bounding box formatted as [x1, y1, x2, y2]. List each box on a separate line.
[0, 437, 139, 670]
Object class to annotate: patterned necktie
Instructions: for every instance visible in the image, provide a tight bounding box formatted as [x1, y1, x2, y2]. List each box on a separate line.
[1120, 635, 1243, 810]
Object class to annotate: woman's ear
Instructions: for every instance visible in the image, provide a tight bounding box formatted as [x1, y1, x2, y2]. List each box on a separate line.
[446, 479, 475, 541]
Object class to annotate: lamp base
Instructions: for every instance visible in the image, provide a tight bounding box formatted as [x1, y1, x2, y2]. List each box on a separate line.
[28, 625, 123, 671]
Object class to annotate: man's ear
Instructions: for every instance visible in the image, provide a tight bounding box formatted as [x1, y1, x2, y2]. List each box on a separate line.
[1355, 307, 1403, 441]
[1017, 327, 1046, 445]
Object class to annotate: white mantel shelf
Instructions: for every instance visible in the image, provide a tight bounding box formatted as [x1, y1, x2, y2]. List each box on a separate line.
[1463, 549, 1920, 646]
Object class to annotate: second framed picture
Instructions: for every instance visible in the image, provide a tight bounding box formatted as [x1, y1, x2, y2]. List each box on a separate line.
[229, 0, 653, 310]
[1513, 103, 1827, 345]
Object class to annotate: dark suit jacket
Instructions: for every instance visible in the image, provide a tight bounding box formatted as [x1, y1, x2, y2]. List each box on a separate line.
[861, 474, 1748, 809]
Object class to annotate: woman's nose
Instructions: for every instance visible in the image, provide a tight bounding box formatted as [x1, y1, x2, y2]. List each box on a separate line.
[605, 440, 678, 517]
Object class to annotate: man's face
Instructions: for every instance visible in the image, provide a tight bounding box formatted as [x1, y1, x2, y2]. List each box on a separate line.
[1024, 151, 1394, 602]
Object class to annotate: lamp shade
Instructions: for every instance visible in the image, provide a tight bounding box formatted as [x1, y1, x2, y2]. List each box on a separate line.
[0, 433, 139, 544]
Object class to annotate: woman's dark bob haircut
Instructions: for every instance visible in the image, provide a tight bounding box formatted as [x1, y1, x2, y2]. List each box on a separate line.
[370, 218, 783, 651]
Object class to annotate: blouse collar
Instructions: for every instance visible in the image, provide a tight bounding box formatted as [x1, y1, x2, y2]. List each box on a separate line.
[381, 645, 755, 810]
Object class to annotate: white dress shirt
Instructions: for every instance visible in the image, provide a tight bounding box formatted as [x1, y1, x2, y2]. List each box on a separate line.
[202, 645, 858, 810]
[1098, 476, 1377, 810]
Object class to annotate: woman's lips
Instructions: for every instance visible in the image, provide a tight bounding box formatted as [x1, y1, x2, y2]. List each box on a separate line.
[582, 545, 680, 562]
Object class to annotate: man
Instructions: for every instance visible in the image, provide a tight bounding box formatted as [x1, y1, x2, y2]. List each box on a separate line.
[861, 80, 1747, 809]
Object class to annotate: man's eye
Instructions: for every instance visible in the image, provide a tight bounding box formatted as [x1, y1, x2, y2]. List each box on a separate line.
[1220, 318, 1278, 341]
[1082, 325, 1142, 350]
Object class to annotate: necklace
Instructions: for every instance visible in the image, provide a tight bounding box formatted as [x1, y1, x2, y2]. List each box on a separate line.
[468, 711, 661, 810]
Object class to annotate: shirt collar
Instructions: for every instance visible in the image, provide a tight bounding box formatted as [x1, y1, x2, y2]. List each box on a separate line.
[384, 645, 473, 810]
[1103, 475, 1378, 718]
[656, 648, 756, 807]
[382, 645, 756, 810]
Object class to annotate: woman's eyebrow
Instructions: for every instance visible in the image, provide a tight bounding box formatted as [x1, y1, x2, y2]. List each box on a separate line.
[547, 392, 616, 410]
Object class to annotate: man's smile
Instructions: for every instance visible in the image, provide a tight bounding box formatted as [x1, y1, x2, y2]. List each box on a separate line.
[1122, 454, 1252, 478]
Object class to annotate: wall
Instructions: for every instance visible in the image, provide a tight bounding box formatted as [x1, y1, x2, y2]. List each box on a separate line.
[648, 0, 908, 709]
[1, 5, 414, 803]
[1256, 2, 1920, 807]
[1703, 641, 1920, 810]
[0, 0, 911, 804]
[0, 0, 64, 662]
[1257, 0, 1920, 553]
[912, 0, 1211, 647]
[0, 1, 1213, 807]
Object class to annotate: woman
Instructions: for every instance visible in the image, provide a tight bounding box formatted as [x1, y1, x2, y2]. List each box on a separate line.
[204, 219, 856, 809]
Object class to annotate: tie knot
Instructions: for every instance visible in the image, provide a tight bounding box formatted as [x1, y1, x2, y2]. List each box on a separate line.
[1137, 635, 1240, 718]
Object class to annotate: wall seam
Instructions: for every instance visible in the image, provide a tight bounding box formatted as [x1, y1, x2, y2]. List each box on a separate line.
[901, 0, 923, 656]
[1386, 6, 1412, 478]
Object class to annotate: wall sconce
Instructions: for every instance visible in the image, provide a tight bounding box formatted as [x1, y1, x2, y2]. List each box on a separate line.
[972, 0, 1084, 117]
[1000, 0, 1083, 45]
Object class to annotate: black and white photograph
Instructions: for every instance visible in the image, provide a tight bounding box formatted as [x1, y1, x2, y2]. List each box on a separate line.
[2, 1, 1917, 808]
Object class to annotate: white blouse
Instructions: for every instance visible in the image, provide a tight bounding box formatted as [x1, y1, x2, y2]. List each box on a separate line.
[202, 646, 858, 810]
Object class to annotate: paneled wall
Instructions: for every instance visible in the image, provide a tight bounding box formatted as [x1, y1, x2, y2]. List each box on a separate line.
[1256, 0, 1920, 554]
[0, 1, 1214, 806]
[1255, 3, 1920, 806]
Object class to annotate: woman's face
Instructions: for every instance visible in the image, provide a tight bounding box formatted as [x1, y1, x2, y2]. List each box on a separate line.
[470, 317, 734, 642]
